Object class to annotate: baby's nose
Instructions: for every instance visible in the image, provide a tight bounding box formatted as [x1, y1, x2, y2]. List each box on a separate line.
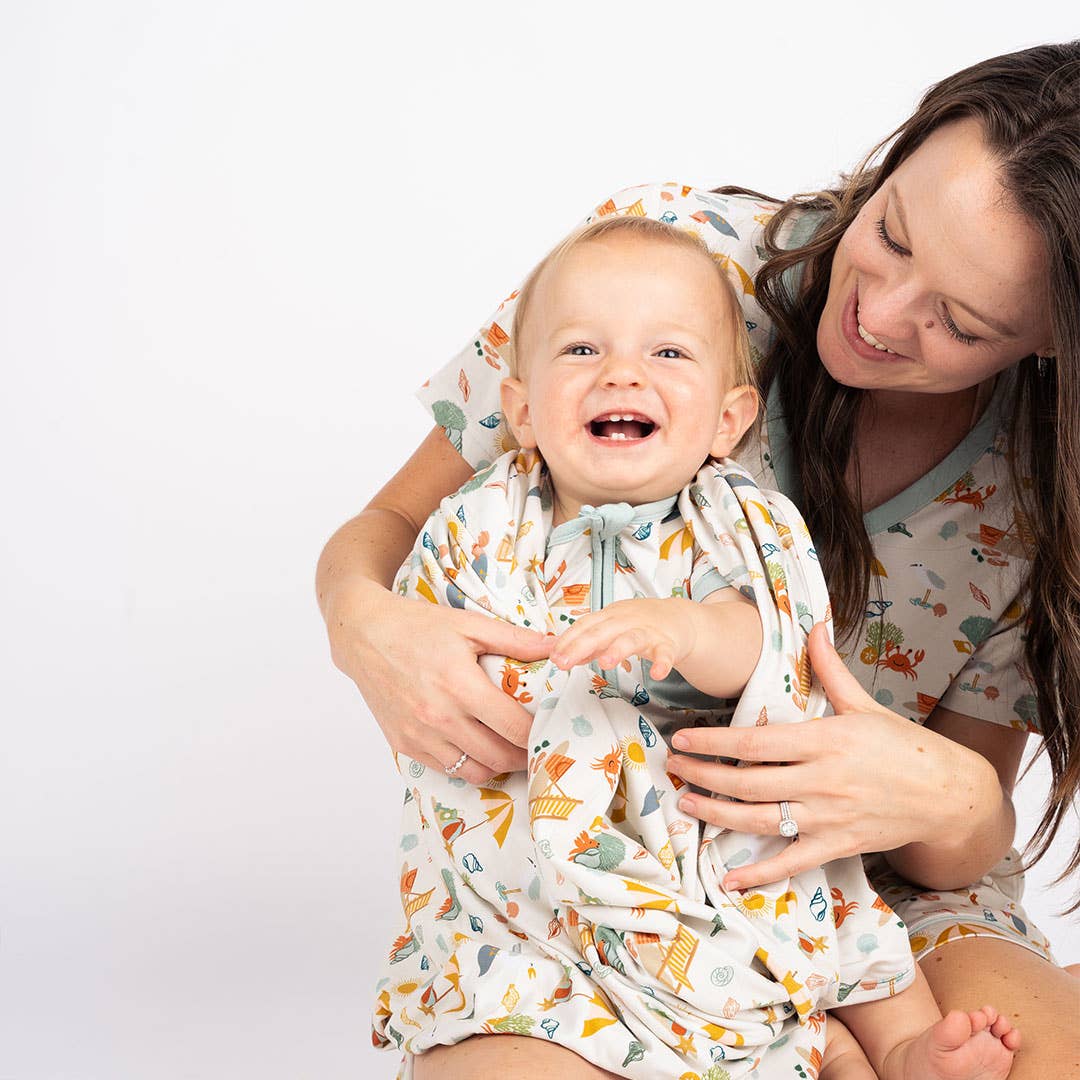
[599, 351, 647, 386]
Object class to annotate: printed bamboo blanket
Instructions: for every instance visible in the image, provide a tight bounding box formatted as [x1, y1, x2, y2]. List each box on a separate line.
[372, 449, 915, 1079]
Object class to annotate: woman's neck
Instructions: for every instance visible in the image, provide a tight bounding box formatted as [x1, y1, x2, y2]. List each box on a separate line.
[863, 384, 983, 430]
[847, 381, 993, 512]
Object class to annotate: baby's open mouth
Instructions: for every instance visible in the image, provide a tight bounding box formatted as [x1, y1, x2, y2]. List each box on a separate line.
[588, 412, 657, 441]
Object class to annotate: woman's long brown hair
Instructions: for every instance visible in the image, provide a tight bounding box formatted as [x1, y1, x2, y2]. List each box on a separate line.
[719, 41, 1080, 903]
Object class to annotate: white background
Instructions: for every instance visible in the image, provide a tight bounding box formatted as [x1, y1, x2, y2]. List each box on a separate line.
[2, 3, 1078, 1077]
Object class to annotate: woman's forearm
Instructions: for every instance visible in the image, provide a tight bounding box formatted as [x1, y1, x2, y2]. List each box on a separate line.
[316, 507, 418, 622]
[883, 762, 1016, 889]
[315, 425, 475, 626]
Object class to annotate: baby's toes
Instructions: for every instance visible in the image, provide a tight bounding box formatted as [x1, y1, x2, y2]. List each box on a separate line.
[966, 1008, 991, 1036]
[935, 1009, 976, 1050]
[989, 1012, 1021, 1051]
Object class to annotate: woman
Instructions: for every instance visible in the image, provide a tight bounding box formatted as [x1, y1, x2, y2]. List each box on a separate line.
[318, 42, 1080, 1078]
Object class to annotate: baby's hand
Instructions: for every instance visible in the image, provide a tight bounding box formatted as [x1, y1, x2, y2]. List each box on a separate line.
[549, 597, 698, 681]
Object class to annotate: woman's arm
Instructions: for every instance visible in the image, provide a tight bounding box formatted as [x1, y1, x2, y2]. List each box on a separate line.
[316, 425, 552, 785]
[882, 705, 1025, 888]
[316, 425, 473, 614]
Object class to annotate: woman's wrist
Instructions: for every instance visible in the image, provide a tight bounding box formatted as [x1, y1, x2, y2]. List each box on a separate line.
[316, 508, 422, 686]
[316, 507, 416, 624]
[883, 746, 1015, 889]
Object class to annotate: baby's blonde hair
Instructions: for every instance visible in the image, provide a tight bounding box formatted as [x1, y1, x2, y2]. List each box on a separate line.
[507, 214, 755, 392]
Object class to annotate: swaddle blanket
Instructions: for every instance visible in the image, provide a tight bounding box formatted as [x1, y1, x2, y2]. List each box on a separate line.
[373, 449, 915, 1079]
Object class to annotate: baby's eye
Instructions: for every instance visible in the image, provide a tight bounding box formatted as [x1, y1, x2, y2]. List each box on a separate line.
[565, 344, 597, 356]
[655, 347, 686, 359]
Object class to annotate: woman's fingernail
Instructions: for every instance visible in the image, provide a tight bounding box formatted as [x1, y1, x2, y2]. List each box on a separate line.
[725, 878, 740, 891]
[679, 796, 694, 814]
[672, 733, 689, 749]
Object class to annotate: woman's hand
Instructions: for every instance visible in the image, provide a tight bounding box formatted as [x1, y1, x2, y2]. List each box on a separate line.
[665, 622, 1005, 891]
[327, 578, 554, 786]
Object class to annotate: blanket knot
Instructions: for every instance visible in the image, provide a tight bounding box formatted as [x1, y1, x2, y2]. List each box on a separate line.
[578, 502, 635, 541]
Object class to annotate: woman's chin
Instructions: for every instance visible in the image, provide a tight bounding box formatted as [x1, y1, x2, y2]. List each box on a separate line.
[816, 323, 864, 389]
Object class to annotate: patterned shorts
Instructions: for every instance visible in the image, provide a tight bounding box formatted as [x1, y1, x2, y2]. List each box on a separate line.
[864, 848, 1054, 962]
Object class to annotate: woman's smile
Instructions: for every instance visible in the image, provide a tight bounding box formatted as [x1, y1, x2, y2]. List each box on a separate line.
[840, 285, 910, 364]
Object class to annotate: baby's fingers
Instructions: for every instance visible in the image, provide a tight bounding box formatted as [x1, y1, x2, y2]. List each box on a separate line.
[643, 647, 676, 681]
[552, 622, 635, 669]
[550, 617, 625, 669]
[593, 628, 656, 670]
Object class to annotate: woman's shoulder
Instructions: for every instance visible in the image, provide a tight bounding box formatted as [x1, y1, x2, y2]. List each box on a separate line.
[594, 182, 780, 264]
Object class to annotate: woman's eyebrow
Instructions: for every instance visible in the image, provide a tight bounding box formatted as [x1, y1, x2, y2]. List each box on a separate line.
[894, 189, 1017, 340]
[894, 189, 912, 246]
[952, 299, 1018, 339]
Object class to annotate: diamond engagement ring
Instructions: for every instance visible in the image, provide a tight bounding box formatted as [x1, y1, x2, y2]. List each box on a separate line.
[778, 801, 799, 840]
[444, 751, 469, 776]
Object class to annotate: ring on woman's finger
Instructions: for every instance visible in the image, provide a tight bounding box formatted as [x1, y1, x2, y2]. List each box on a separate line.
[444, 751, 469, 776]
[778, 800, 799, 841]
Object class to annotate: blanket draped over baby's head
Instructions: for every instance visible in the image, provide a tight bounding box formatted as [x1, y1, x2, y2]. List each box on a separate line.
[377, 449, 914, 1077]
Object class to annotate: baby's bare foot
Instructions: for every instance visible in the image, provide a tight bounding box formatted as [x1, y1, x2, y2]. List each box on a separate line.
[887, 1006, 1020, 1080]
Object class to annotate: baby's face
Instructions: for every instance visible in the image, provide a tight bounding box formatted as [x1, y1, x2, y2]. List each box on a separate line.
[501, 233, 756, 525]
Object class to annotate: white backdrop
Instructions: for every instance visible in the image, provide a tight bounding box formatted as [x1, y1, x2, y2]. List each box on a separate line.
[2, 3, 1077, 1077]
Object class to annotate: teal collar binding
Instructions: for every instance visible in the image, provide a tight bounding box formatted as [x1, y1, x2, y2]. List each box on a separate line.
[765, 367, 1013, 537]
[546, 495, 679, 551]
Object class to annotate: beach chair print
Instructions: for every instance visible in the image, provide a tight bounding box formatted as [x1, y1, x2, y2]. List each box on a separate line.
[400, 865, 437, 930]
[529, 751, 584, 823]
[650, 923, 699, 994]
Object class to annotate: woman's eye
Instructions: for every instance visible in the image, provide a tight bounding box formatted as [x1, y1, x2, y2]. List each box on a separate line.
[875, 216, 910, 257]
[875, 213, 978, 346]
[941, 308, 979, 346]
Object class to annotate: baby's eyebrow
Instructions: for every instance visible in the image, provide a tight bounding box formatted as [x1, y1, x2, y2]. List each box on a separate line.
[548, 320, 710, 344]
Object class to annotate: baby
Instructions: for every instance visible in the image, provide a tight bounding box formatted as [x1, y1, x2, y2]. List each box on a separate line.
[372, 215, 1018, 1080]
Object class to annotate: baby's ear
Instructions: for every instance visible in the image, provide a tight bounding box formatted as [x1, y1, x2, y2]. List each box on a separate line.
[500, 377, 538, 449]
[709, 384, 759, 460]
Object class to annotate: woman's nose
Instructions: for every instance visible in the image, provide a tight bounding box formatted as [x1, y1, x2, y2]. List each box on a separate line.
[858, 277, 921, 352]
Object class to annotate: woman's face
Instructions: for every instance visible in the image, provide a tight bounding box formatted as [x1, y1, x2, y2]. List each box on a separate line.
[817, 118, 1055, 395]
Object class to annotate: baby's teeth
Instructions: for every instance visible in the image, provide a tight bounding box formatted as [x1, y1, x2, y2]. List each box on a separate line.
[608, 432, 627, 440]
